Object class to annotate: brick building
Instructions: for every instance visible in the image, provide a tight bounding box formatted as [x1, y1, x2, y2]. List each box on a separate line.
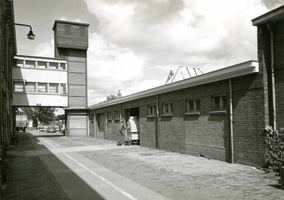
[88, 6, 284, 167]
[0, 0, 16, 158]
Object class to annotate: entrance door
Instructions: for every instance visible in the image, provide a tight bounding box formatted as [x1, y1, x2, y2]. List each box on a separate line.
[97, 114, 105, 138]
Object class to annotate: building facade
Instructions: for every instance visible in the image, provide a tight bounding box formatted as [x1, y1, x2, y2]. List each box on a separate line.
[12, 55, 68, 107]
[0, 0, 16, 158]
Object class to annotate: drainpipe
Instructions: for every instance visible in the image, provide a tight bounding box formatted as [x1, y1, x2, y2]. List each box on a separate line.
[155, 94, 159, 149]
[267, 23, 276, 130]
[229, 79, 234, 164]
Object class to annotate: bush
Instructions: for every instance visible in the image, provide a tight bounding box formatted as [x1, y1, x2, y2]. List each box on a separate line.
[264, 126, 284, 173]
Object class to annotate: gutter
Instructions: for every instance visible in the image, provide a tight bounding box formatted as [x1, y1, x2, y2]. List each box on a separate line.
[267, 23, 277, 130]
[229, 79, 234, 163]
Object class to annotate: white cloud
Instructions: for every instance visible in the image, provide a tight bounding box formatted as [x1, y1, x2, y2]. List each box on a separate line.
[84, 0, 270, 105]
[33, 39, 54, 57]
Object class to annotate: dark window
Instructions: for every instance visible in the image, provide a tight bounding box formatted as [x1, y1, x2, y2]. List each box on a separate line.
[163, 103, 173, 114]
[213, 95, 227, 110]
[148, 105, 156, 115]
[187, 99, 200, 112]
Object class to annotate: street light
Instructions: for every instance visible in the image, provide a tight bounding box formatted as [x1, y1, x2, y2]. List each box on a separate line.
[1, 22, 35, 40]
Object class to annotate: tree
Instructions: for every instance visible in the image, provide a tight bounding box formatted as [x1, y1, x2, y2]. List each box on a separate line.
[21, 107, 56, 125]
[106, 94, 118, 101]
[100, 94, 118, 103]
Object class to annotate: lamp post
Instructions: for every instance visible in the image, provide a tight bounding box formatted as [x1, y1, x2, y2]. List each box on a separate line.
[0, 22, 35, 40]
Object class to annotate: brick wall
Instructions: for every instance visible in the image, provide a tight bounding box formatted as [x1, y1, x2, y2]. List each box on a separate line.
[272, 21, 284, 129]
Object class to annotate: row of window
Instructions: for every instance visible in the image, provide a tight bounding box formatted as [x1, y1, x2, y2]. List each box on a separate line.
[14, 82, 67, 94]
[160, 95, 227, 115]
[15, 60, 66, 70]
[103, 95, 228, 120]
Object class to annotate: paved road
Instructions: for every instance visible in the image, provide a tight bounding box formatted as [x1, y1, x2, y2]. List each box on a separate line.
[4, 131, 284, 199]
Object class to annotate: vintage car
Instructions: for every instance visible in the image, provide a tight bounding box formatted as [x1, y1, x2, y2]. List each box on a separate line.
[47, 125, 57, 133]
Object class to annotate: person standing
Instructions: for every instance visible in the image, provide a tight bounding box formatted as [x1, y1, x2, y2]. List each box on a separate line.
[117, 120, 126, 146]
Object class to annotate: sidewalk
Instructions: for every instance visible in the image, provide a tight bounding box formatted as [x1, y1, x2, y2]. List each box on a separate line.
[3, 131, 284, 200]
[3, 132, 68, 200]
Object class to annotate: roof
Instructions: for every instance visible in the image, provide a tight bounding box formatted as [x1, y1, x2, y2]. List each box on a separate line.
[89, 60, 259, 110]
[52, 20, 90, 31]
[252, 5, 284, 26]
[15, 55, 67, 62]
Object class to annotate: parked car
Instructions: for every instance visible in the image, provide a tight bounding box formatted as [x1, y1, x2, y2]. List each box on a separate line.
[47, 125, 57, 133]
[38, 124, 48, 131]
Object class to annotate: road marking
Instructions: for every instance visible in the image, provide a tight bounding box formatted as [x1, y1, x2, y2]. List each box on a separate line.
[39, 137, 138, 200]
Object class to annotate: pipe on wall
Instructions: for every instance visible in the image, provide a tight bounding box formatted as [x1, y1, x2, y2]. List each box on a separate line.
[155, 94, 159, 149]
[229, 78, 234, 164]
[267, 23, 277, 130]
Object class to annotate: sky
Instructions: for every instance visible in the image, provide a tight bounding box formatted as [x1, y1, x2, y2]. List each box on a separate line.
[13, 0, 284, 105]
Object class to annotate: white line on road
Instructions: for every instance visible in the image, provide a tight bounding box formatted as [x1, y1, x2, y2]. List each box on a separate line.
[39, 137, 138, 200]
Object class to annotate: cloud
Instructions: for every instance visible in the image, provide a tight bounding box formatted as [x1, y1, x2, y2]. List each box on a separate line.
[87, 32, 165, 104]
[82, 0, 269, 72]
[261, 0, 284, 9]
[33, 39, 54, 57]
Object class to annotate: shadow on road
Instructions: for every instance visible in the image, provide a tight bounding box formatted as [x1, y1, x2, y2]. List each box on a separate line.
[4, 131, 105, 200]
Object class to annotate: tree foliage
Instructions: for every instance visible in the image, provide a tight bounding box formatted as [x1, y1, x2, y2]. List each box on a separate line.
[100, 94, 118, 103]
[21, 107, 56, 124]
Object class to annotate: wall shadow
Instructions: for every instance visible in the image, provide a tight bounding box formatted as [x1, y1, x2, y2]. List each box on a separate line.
[4, 131, 105, 200]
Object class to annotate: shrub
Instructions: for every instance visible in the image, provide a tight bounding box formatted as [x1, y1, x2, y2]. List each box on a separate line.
[264, 126, 284, 173]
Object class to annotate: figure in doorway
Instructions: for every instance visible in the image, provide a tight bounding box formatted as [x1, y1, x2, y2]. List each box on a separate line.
[117, 120, 126, 146]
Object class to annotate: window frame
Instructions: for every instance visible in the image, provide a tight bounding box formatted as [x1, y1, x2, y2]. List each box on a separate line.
[147, 105, 156, 117]
[25, 82, 36, 93]
[162, 102, 173, 116]
[186, 98, 201, 112]
[14, 82, 24, 93]
[37, 83, 48, 93]
[107, 112, 113, 121]
[212, 95, 228, 111]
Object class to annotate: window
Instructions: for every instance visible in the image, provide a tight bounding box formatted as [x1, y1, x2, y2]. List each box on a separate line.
[49, 62, 58, 70]
[212, 95, 227, 110]
[65, 25, 71, 35]
[59, 63, 66, 70]
[163, 103, 173, 114]
[148, 105, 156, 115]
[90, 114, 94, 120]
[25, 83, 36, 92]
[49, 84, 58, 93]
[16, 60, 24, 67]
[38, 83, 47, 93]
[14, 82, 24, 92]
[25, 60, 35, 68]
[60, 84, 67, 94]
[107, 112, 113, 120]
[90, 114, 94, 124]
[114, 111, 120, 119]
[38, 61, 47, 69]
[186, 99, 200, 112]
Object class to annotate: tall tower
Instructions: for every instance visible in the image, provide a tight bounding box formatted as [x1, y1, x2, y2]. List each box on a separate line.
[53, 20, 89, 136]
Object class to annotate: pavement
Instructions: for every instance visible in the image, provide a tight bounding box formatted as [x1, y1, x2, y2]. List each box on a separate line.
[2, 130, 284, 200]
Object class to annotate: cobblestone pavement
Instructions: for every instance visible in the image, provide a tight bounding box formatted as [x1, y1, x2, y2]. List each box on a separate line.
[42, 132, 284, 200]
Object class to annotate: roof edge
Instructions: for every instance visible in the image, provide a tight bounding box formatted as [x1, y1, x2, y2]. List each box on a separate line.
[89, 60, 259, 110]
[252, 5, 284, 26]
[52, 20, 90, 31]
